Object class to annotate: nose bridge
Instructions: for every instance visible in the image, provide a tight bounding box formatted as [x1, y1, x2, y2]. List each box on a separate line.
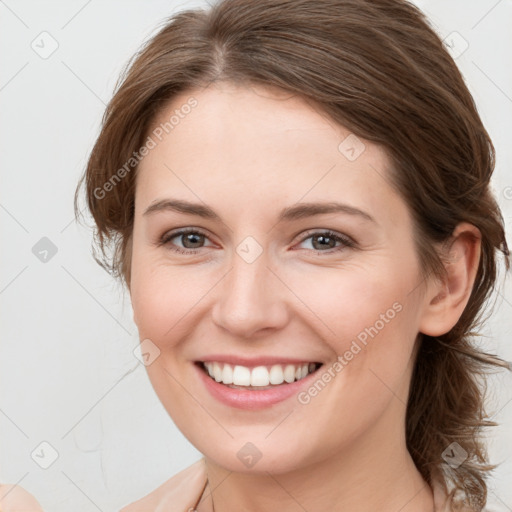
[211, 245, 288, 337]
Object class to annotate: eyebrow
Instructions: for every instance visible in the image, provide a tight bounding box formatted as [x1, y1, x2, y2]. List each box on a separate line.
[143, 199, 376, 224]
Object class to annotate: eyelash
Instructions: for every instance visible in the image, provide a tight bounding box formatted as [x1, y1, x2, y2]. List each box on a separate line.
[157, 228, 355, 255]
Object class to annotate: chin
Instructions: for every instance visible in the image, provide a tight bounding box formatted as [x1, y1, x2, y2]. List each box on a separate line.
[195, 432, 322, 475]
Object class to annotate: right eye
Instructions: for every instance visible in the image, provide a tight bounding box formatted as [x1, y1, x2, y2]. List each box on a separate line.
[158, 228, 215, 254]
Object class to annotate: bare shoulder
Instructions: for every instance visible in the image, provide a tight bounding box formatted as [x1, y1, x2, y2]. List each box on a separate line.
[120, 458, 207, 512]
[0, 483, 44, 511]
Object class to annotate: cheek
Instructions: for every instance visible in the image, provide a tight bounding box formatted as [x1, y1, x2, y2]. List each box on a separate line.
[288, 264, 415, 347]
[280, 268, 421, 449]
[130, 252, 222, 347]
[283, 262, 422, 408]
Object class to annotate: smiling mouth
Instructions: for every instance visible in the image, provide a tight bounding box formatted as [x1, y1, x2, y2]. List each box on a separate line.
[195, 361, 323, 390]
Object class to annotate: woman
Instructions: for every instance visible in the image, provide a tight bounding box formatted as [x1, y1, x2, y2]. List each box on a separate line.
[75, 0, 510, 510]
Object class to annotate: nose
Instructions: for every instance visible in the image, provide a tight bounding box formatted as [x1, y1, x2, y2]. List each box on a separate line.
[210, 250, 289, 339]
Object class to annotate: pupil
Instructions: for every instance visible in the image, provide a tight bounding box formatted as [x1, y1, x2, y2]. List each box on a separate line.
[313, 235, 335, 250]
[183, 233, 203, 248]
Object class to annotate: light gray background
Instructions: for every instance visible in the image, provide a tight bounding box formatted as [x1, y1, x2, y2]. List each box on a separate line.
[1, 1, 511, 511]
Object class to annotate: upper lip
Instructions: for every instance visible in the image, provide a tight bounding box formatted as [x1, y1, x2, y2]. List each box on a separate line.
[195, 355, 323, 368]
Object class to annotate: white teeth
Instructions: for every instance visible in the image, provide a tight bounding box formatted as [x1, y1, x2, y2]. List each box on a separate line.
[221, 363, 233, 384]
[283, 364, 296, 383]
[203, 361, 319, 387]
[269, 365, 284, 385]
[251, 366, 270, 386]
[213, 362, 223, 382]
[232, 365, 251, 386]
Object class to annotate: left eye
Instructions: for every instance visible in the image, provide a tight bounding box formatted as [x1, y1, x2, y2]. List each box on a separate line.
[296, 230, 353, 252]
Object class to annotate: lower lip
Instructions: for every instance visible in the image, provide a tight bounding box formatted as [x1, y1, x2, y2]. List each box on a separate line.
[194, 362, 322, 410]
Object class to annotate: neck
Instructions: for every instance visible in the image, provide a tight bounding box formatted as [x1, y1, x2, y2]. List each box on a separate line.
[198, 400, 434, 512]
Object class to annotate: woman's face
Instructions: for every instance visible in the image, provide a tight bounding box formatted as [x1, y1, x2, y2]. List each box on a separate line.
[130, 82, 432, 473]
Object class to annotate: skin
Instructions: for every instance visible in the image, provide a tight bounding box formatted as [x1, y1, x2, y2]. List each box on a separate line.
[128, 81, 481, 512]
[0, 484, 44, 511]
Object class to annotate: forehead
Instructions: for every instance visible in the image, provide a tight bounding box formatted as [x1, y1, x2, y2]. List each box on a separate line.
[135, 82, 405, 227]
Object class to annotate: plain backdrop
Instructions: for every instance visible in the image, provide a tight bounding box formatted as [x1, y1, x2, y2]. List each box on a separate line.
[1, 1, 511, 511]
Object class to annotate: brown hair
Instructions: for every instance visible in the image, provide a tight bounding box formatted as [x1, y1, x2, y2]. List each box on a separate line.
[75, 0, 510, 508]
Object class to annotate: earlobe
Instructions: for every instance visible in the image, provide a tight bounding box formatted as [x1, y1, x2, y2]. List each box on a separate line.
[419, 223, 481, 337]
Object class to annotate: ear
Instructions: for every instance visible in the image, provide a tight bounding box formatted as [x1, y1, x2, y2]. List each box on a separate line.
[418, 222, 481, 337]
